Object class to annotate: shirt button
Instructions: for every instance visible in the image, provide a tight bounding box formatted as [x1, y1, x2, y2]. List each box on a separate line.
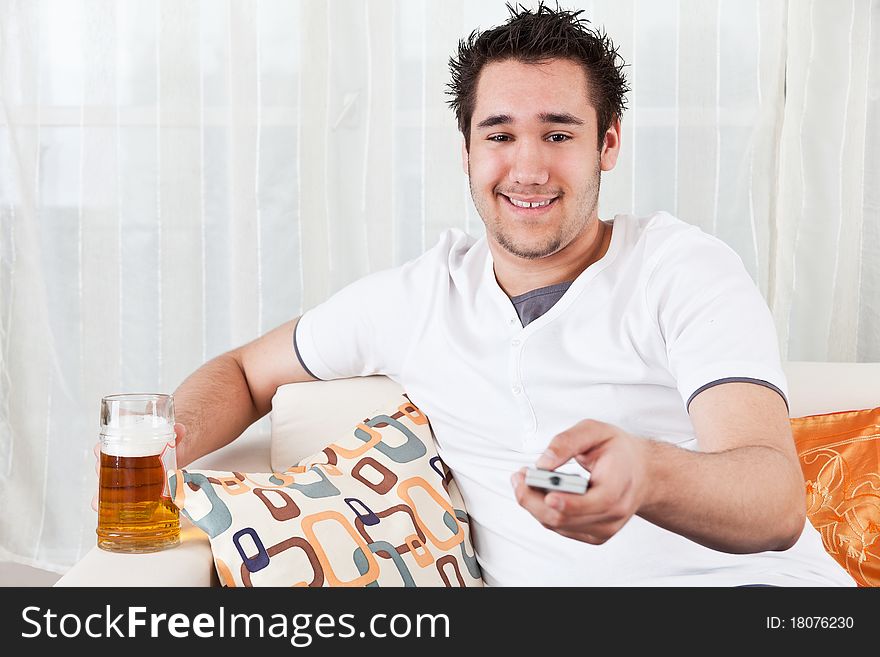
[509, 318, 518, 325]
[511, 339, 521, 347]
[512, 386, 522, 394]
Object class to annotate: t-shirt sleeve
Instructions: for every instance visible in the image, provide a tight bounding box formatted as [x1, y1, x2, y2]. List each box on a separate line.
[294, 266, 414, 381]
[647, 230, 789, 411]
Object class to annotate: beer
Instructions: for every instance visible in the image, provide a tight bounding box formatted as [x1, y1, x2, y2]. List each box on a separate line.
[96, 393, 180, 553]
[97, 449, 179, 553]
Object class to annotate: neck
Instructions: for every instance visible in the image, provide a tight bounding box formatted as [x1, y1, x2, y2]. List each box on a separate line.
[490, 219, 611, 297]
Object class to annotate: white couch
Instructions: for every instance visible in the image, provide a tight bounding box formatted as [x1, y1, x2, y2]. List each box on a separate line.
[55, 362, 880, 587]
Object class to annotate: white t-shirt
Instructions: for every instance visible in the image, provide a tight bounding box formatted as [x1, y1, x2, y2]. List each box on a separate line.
[295, 211, 854, 586]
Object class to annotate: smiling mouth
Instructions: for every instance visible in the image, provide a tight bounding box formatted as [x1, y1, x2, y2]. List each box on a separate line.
[501, 194, 559, 212]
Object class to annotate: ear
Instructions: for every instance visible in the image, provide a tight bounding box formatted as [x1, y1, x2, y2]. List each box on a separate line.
[599, 117, 621, 172]
[460, 137, 469, 175]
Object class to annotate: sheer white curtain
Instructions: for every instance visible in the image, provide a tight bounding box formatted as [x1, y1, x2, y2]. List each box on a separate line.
[0, 0, 877, 572]
[773, 0, 879, 361]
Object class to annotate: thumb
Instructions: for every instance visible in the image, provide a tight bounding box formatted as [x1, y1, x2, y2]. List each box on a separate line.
[535, 419, 612, 470]
[173, 422, 190, 467]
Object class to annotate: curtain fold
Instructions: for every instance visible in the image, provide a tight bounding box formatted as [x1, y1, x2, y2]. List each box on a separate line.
[772, 0, 879, 361]
[0, 0, 877, 572]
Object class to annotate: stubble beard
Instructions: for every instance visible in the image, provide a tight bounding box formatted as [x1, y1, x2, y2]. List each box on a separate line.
[469, 168, 602, 261]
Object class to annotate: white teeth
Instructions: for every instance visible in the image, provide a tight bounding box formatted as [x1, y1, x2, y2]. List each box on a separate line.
[508, 196, 553, 208]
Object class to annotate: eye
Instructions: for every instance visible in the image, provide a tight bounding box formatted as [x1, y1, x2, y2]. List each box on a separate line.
[487, 134, 511, 142]
[547, 134, 571, 143]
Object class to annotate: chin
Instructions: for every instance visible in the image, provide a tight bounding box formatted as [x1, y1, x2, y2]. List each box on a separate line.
[495, 231, 564, 260]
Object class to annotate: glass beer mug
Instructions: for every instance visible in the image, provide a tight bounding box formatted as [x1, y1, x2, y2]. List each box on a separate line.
[96, 393, 180, 553]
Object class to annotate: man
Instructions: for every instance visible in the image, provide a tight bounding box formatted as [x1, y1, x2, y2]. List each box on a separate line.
[171, 3, 851, 586]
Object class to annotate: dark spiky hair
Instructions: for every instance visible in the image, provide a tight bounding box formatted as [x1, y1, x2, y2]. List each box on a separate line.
[447, 2, 629, 149]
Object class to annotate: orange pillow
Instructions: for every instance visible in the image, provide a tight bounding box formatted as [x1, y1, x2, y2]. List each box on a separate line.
[790, 407, 880, 587]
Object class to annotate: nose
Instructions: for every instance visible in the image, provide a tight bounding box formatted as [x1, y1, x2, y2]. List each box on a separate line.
[507, 140, 549, 186]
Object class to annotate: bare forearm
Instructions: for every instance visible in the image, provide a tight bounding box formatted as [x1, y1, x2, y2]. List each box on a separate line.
[637, 440, 806, 553]
[172, 352, 265, 467]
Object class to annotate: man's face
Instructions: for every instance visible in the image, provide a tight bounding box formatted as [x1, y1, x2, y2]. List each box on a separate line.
[464, 58, 619, 261]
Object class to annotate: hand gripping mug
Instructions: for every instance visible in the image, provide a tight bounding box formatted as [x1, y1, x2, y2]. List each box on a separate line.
[96, 393, 180, 553]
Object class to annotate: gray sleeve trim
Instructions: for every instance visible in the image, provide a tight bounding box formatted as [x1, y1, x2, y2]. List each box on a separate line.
[292, 318, 322, 381]
[686, 377, 789, 413]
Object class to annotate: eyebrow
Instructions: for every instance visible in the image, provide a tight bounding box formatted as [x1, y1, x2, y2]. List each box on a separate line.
[475, 112, 585, 129]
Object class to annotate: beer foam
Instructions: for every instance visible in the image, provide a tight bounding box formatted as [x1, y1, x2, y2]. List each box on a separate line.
[101, 415, 175, 457]
[101, 439, 169, 458]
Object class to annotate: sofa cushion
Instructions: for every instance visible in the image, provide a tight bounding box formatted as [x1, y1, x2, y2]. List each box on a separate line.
[271, 376, 406, 471]
[783, 362, 880, 417]
[791, 406, 880, 587]
[170, 394, 482, 587]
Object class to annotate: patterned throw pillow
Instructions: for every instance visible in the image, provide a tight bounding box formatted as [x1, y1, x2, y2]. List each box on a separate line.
[170, 395, 483, 587]
[791, 406, 880, 587]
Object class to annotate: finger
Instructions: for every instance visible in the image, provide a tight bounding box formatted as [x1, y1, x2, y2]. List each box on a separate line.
[173, 423, 187, 454]
[514, 466, 631, 538]
[514, 478, 621, 540]
[526, 486, 625, 541]
[512, 470, 591, 512]
[554, 528, 607, 545]
[535, 419, 614, 470]
[530, 465, 632, 527]
[90, 492, 98, 513]
[540, 488, 622, 532]
[511, 468, 549, 508]
[173, 423, 188, 466]
[511, 469, 578, 527]
[544, 501, 625, 534]
[543, 489, 601, 515]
